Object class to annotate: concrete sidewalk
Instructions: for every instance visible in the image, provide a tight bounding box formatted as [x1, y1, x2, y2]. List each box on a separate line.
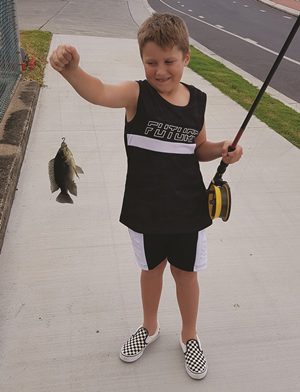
[0, 30, 300, 392]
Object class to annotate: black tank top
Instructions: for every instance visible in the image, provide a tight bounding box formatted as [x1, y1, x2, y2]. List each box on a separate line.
[119, 80, 212, 233]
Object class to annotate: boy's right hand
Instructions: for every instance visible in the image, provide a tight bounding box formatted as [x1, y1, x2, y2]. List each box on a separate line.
[49, 45, 80, 73]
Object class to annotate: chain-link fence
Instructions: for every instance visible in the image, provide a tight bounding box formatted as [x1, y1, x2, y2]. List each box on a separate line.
[0, 0, 21, 121]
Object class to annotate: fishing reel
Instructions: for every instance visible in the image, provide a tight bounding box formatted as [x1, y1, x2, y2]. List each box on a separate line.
[207, 159, 232, 222]
[207, 180, 231, 222]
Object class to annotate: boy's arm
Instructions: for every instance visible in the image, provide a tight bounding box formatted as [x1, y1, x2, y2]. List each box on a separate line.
[195, 124, 243, 164]
[50, 45, 138, 109]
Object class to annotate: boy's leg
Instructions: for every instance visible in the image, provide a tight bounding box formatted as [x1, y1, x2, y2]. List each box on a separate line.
[170, 265, 207, 380]
[141, 259, 167, 335]
[170, 265, 199, 343]
[120, 260, 166, 363]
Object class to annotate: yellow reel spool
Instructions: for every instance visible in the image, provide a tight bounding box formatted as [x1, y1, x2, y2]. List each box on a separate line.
[208, 182, 231, 222]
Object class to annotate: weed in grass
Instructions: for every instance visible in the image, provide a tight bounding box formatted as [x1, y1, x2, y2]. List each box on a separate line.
[19, 30, 52, 86]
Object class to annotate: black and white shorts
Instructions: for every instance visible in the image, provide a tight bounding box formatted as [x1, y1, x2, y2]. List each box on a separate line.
[128, 229, 207, 272]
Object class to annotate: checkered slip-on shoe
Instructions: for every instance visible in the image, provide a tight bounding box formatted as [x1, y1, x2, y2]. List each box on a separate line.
[180, 336, 208, 380]
[120, 324, 160, 363]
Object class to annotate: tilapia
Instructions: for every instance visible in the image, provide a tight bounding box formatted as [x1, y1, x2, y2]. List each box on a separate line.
[48, 138, 84, 203]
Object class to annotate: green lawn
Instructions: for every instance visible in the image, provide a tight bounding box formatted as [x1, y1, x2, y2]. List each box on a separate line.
[189, 46, 300, 148]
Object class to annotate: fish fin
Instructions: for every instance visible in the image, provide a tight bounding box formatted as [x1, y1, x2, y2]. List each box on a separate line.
[68, 180, 77, 196]
[73, 165, 84, 178]
[56, 192, 73, 204]
[76, 165, 84, 174]
[48, 159, 59, 193]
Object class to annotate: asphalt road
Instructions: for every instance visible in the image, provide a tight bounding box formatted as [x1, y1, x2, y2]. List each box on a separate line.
[16, 0, 300, 102]
[148, 0, 300, 103]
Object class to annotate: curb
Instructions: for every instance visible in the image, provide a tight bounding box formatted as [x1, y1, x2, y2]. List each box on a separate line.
[189, 36, 300, 113]
[258, 0, 300, 16]
[0, 80, 40, 253]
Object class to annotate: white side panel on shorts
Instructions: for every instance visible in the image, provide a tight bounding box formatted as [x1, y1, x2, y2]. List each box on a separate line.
[194, 230, 208, 271]
[128, 229, 149, 270]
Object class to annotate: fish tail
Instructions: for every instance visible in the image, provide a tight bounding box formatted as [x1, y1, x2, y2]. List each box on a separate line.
[56, 192, 73, 204]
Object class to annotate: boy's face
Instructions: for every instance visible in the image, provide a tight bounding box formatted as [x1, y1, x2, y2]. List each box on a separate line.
[141, 42, 190, 96]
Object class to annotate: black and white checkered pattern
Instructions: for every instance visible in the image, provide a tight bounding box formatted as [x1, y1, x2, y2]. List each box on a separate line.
[120, 327, 149, 361]
[184, 339, 207, 378]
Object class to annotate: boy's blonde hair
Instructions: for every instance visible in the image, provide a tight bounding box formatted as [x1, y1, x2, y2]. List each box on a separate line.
[137, 13, 190, 57]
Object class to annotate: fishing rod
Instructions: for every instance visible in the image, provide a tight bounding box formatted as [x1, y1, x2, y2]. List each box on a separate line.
[208, 14, 300, 222]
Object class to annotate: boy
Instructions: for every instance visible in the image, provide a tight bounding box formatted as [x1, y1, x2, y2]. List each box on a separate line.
[50, 13, 243, 379]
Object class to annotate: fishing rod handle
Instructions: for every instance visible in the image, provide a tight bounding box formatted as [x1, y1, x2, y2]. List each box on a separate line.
[212, 145, 236, 183]
[213, 161, 228, 184]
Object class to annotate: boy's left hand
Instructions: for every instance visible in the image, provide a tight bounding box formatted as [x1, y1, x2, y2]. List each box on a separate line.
[221, 141, 243, 164]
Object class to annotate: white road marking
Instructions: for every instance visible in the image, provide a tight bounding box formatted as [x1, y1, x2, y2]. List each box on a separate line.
[198, 15, 205, 19]
[244, 4, 249, 7]
[158, 0, 300, 67]
[283, 16, 292, 19]
[260, 10, 267, 13]
[245, 38, 258, 44]
[188, 9, 193, 12]
[215, 25, 224, 29]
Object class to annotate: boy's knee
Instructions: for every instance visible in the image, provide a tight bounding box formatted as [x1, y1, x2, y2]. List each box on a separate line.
[170, 265, 197, 284]
[142, 259, 167, 277]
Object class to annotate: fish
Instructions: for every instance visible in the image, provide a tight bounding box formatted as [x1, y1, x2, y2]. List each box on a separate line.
[48, 138, 84, 203]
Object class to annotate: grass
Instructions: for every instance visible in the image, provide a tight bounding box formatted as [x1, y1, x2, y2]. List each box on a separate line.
[189, 46, 300, 148]
[19, 30, 52, 86]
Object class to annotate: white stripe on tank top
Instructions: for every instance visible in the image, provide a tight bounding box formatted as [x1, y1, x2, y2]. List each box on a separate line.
[127, 134, 196, 154]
